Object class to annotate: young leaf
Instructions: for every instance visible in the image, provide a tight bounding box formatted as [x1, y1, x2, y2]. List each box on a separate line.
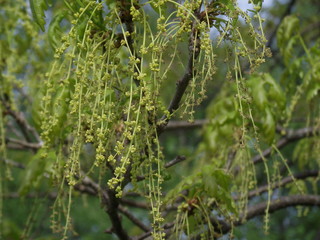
[251, 0, 264, 9]
[48, 11, 66, 49]
[277, 16, 299, 65]
[262, 108, 275, 144]
[30, 0, 48, 32]
[19, 149, 56, 196]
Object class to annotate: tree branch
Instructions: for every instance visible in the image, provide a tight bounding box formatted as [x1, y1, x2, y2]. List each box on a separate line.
[235, 170, 319, 200]
[209, 195, 320, 235]
[118, 0, 141, 87]
[165, 119, 208, 130]
[242, 195, 320, 221]
[157, 11, 202, 134]
[133, 222, 174, 240]
[119, 198, 149, 210]
[104, 189, 131, 240]
[136, 192, 320, 240]
[4, 192, 57, 199]
[5, 137, 41, 150]
[135, 155, 187, 182]
[164, 155, 186, 168]
[4, 106, 41, 143]
[118, 206, 151, 232]
[77, 173, 131, 240]
[1, 158, 26, 169]
[252, 127, 319, 164]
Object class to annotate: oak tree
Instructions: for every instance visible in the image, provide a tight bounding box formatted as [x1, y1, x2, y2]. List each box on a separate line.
[1, 0, 320, 239]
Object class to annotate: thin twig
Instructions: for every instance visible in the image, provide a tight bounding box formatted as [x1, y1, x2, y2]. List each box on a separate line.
[7, 109, 40, 143]
[6, 121, 24, 138]
[133, 222, 174, 240]
[135, 156, 187, 182]
[164, 155, 186, 168]
[1, 158, 26, 169]
[165, 120, 209, 130]
[6, 137, 42, 150]
[119, 198, 149, 210]
[119, 206, 151, 232]
[4, 192, 57, 199]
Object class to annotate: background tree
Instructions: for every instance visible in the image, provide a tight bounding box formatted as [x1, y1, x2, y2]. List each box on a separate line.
[0, 0, 320, 239]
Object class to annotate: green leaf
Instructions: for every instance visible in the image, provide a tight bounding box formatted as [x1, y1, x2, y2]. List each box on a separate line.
[105, 0, 116, 8]
[219, 0, 236, 11]
[48, 11, 66, 49]
[277, 16, 299, 65]
[248, 74, 285, 113]
[283, 36, 298, 66]
[206, 92, 238, 123]
[201, 166, 236, 213]
[306, 81, 320, 100]
[76, 16, 89, 41]
[202, 166, 218, 197]
[31, 89, 44, 131]
[252, 0, 263, 10]
[250, 78, 268, 111]
[30, 0, 49, 31]
[50, 78, 75, 138]
[277, 16, 299, 45]
[164, 173, 199, 204]
[263, 74, 286, 110]
[293, 139, 311, 169]
[2, 220, 22, 240]
[262, 108, 275, 144]
[19, 149, 56, 196]
[288, 180, 307, 195]
[305, 62, 320, 100]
